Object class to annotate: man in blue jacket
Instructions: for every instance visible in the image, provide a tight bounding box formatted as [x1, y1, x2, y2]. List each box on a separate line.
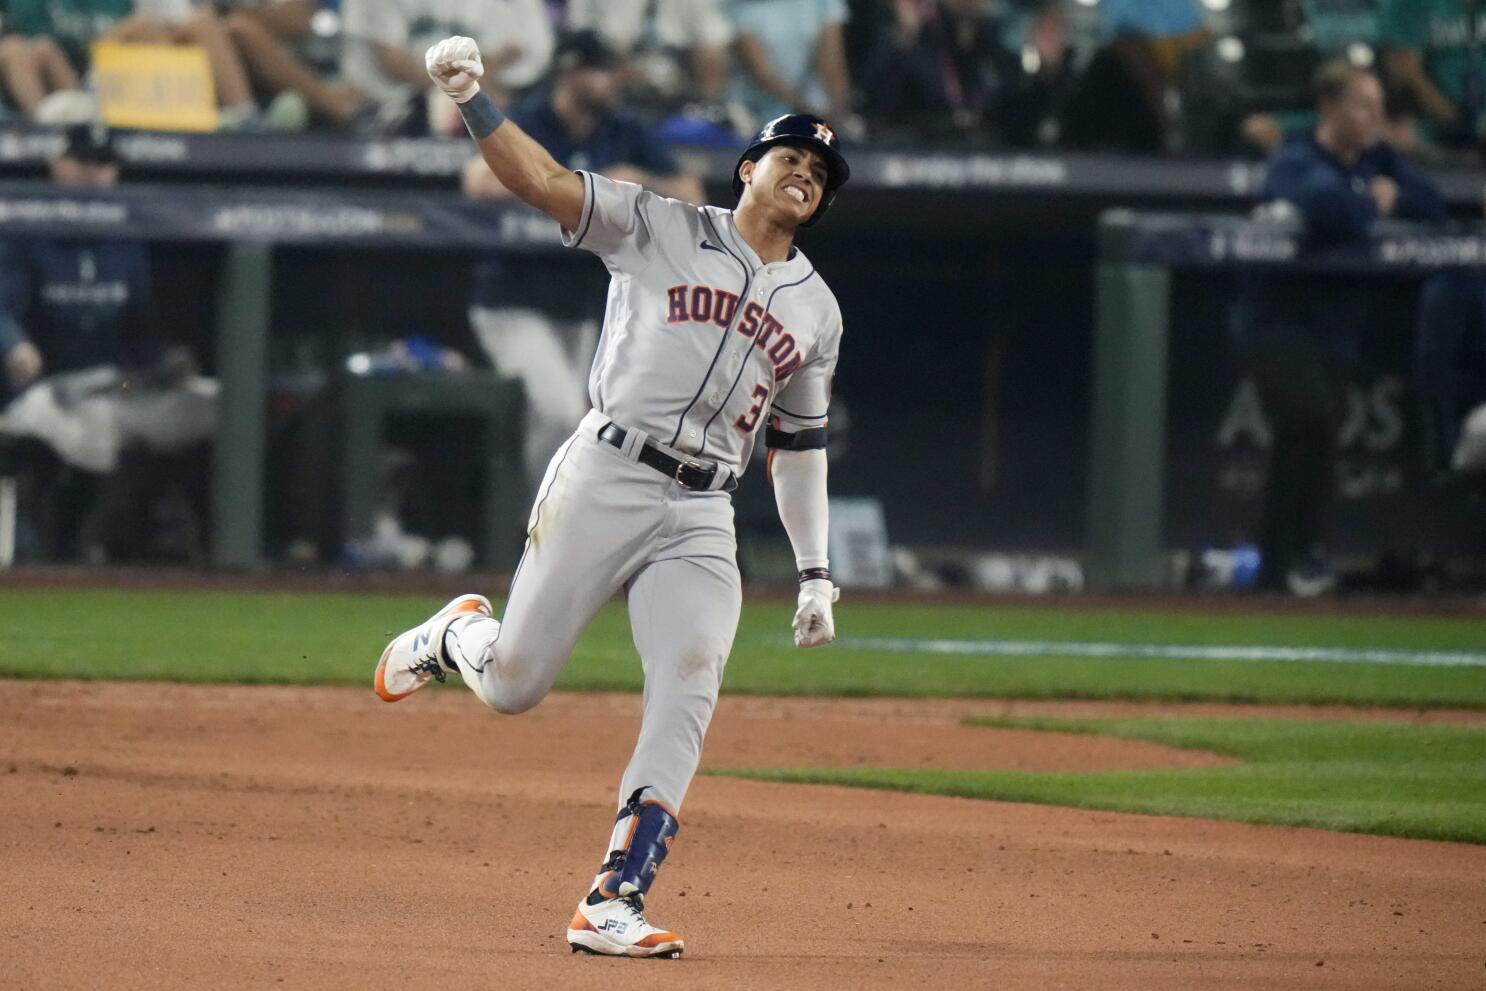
[0, 124, 212, 562]
[0, 124, 153, 396]
[1233, 59, 1445, 594]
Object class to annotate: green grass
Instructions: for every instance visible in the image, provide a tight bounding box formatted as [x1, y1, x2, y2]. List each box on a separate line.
[0, 588, 1483, 707]
[710, 716, 1486, 844]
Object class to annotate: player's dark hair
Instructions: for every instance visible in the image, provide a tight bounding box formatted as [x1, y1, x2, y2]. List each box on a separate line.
[1312, 59, 1370, 105]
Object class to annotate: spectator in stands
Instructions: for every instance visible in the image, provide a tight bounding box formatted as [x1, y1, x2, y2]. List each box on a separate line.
[1302, 0, 1383, 53]
[1239, 0, 1385, 154]
[461, 31, 704, 202]
[1062, 0, 1209, 153]
[1245, 73, 1426, 161]
[340, 0, 552, 134]
[862, 0, 1072, 148]
[1379, 0, 1486, 154]
[997, 0, 1077, 148]
[0, 125, 148, 399]
[1230, 60, 1444, 594]
[0, 34, 89, 122]
[6, 0, 265, 127]
[225, 0, 370, 130]
[563, 0, 734, 111]
[107, 2, 263, 126]
[728, 0, 854, 132]
[1096, 0, 1206, 40]
[862, 0, 1018, 143]
[0, 124, 215, 562]
[462, 30, 704, 496]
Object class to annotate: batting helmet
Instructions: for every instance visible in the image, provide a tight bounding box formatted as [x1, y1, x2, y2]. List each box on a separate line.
[731, 113, 850, 227]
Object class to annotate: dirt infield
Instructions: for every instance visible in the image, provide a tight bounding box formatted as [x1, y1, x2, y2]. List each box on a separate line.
[4, 681, 1484, 990]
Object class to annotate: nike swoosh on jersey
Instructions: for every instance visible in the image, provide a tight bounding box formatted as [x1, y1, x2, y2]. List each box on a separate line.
[700, 240, 726, 254]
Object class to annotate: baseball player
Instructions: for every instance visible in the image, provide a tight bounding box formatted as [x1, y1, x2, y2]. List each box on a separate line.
[373, 35, 850, 959]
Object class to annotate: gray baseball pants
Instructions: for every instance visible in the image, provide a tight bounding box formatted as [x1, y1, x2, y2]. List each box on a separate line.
[444, 409, 742, 815]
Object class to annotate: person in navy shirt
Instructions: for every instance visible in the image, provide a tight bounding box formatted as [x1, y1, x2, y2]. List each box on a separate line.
[0, 124, 212, 562]
[1232, 60, 1445, 594]
[461, 31, 702, 204]
[1263, 104, 1445, 243]
[0, 124, 153, 396]
[462, 31, 705, 496]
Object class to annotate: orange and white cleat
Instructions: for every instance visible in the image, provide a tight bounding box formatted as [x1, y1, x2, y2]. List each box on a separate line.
[567, 892, 683, 958]
[373, 594, 492, 702]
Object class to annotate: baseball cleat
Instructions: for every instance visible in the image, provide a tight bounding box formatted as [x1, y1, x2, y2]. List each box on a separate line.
[567, 893, 684, 958]
[373, 594, 492, 702]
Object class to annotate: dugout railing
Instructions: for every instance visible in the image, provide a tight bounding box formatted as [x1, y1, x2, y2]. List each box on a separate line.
[1, 180, 1482, 575]
[1089, 210, 1486, 590]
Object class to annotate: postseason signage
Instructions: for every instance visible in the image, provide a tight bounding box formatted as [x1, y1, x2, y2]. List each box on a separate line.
[1, 186, 1482, 266]
[0, 127, 1480, 207]
[0, 182, 566, 250]
[1122, 215, 1486, 273]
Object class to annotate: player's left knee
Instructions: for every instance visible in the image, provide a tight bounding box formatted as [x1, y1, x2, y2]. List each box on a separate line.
[671, 643, 727, 682]
[486, 686, 543, 715]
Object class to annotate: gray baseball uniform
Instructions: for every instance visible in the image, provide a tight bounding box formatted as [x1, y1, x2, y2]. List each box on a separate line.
[444, 171, 842, 816]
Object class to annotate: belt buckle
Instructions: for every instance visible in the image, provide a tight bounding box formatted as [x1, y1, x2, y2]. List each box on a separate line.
[675, 458, 707, 489]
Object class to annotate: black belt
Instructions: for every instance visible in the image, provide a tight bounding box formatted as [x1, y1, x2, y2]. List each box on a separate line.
[597, 422, 737, 492]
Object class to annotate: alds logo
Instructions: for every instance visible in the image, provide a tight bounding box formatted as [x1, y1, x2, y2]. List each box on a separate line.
[665, 284, 803, 378]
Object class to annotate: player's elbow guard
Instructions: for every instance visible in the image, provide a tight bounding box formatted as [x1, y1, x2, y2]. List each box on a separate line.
[765, 424, 828, 451]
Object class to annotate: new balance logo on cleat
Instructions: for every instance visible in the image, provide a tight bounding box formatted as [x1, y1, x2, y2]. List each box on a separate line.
[373, 594, 491, 703]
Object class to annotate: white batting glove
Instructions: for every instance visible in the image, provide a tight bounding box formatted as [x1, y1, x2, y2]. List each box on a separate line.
[793, 578, 840, 648]
[426, 36, 484, 103]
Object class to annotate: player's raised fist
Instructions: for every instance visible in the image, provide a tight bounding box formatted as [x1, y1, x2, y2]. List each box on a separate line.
[426, 36, 484, 103]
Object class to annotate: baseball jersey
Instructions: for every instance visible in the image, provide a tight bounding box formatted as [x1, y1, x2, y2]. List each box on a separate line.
[0, 239, 153, 381]
[562, 171, 842, 478]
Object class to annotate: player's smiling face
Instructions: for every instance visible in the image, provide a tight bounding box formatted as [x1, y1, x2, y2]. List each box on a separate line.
[741, 145, 828, 223]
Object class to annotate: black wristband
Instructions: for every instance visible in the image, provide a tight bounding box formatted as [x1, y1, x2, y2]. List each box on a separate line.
[458, 90, 506, 140]
[798, 568, 832, 584]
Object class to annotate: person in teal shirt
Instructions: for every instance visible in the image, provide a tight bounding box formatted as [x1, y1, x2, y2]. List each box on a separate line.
[6, 0, 135, 72]
[729, 0, 852, 128]
[1380, 0, 1486, 146]
[1303, 0, 1382, 52]
[1097, 0, 1204, 40]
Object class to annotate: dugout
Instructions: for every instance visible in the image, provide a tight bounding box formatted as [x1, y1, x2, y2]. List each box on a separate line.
[0, 136, 1481, 585]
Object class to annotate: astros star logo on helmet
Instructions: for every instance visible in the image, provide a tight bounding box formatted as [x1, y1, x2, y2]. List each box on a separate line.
[813, 122, 835, 145]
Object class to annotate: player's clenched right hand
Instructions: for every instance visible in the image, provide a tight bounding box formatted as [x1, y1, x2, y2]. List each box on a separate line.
[426, 36, 484, 103]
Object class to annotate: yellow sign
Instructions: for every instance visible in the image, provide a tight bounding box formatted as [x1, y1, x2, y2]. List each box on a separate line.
[92, 42, 219, 132]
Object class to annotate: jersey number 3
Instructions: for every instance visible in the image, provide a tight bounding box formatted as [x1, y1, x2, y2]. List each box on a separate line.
[734, 386, 770, 433]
